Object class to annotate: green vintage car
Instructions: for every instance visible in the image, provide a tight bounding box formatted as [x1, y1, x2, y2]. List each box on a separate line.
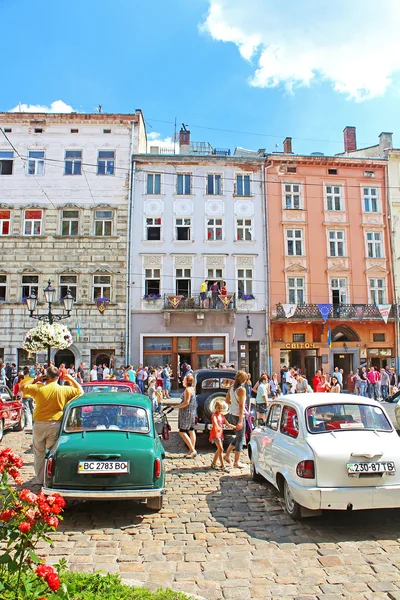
[42, 392, 166, 511]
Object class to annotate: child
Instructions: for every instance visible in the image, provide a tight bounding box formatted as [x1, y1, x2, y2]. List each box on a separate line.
[209, 401, 235, 470]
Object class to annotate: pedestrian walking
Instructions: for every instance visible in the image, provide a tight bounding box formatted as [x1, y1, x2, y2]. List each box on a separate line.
[380, 368, 389, 401]
[20, 366, 83, 487]
[209, 401, 235, 470]
[223, 370, 247, 469]
[255, 373, 269, 422]
[175, 373, 197, 458]
[329, 376, 341, 393]
[90, 364, 98, 381]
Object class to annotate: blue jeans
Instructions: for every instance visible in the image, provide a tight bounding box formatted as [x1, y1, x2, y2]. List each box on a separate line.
[138, 380, 144, 394]
[164, 380, 171, 393]
[282, 383, 288, 395]
[381, 384, 389, 400]
[226, 414, 245, 452]
[369, 383, 377, 400]
[360, 381, 368, 397]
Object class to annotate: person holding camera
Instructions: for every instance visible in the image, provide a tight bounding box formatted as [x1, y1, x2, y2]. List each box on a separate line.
[20, 365, 83, 487]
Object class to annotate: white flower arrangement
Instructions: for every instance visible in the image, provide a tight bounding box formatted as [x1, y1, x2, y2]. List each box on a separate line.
[23, 322, 73, 353]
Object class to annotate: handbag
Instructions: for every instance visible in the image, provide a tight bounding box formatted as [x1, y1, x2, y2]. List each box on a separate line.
[161, 414, 172, 440]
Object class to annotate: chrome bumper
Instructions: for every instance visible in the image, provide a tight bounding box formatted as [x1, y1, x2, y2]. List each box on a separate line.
[42, 487, 166, 499]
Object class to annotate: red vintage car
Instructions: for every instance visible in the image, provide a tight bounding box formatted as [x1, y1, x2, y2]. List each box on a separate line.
[0, 385, 26, 442]
[82, 380, 141, 394]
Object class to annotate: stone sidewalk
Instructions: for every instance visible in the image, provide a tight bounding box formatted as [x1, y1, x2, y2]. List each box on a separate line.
[5, 421, 400, 599]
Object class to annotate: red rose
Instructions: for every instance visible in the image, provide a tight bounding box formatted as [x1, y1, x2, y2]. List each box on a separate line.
[19, 489, 38, 504]
[18, 521, 32, 533]
[46, 573, 60, 591]
[36, 564, 50, 578]
[45, 516, 59, 528]
[0, 509, 16, 522]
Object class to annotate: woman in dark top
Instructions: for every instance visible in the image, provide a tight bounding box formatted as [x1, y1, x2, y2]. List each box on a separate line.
[211, 281, 219, 309]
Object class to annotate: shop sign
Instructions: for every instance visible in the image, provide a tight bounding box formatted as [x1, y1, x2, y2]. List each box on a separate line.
[285, 342, 315, 349]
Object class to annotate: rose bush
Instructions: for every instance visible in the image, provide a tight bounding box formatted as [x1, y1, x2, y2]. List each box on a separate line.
[23, 323, 73, 354]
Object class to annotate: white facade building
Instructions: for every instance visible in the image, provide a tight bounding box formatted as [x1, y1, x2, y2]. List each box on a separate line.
[130, 129, 268, 383]
[0, 111, 146, 372]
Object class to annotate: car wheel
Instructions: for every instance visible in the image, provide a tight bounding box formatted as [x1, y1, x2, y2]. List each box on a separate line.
[0, 419, 3, 442]
[14, 410, 26, 432]
[204, 393, 229, 420]
[250, 458, 263, 482]
[146, 495, 163, 511]
[283, 479, 302, 520]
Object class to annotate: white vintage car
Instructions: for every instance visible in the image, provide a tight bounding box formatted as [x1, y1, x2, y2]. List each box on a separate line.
[249, 393, 400, 519]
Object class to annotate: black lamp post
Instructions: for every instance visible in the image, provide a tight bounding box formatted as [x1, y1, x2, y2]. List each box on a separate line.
[245, 315, 253, 339]
[26, 280, 74, 366]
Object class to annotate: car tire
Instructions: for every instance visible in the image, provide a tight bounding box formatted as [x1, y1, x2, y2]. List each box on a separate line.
[204, 393, 229, 420]
[147, 495, 163, 511]
[250, 458, 263, 482]
[0, 419, 3, 442]
[283, 479, 302, 520]
[14, 410, 26, 432]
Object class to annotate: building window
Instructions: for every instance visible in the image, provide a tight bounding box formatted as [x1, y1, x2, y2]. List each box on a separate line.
[373, 333, 386, 342]
[207, 267, 224, 286]
[286, 229, 303, 256]
[236, 218, 253, 241]
[286, 166, 297, 174]
[370, 278, 385, 304]
[146, 217, 161, 241]
[364, 171, 375, 178]
[363, 187, 379, 212]
[0, 151, 13, 175]
[94, 210, 113, 236]
[24, 210, 42, 236]
[207, 218, 223, 240]
[146, 173, 161, 194]
[293, 333, 306, 342]
[65, 150, 82, 175]
[175, 218, 191, 241]
[328, 168, 337, 175]
[61, 210, 79, 236]
[235, 174, 251, 196]
[0, 210, 10, 235]
[145, 268, 161, 296]
[326, 185, 342, 211]
[329, 230, 345, 257]
[206, 174, 222, 195]
[288, 277, 305, 304]
[22, 275, 38, 300]
[93, 275, 111, 301]
[175, 268, 191, 297]
[59, 274, 77, 301]
[331, 278, 347, 304]
[97, 150, 115, 176]
[284, 184, 301, 209]
[367, 231, 383, 258]
[177, 173, 191, 195]
[0, 275, 6, 301]
[27, 151, 45, 176]
[237, 268, 253, 297]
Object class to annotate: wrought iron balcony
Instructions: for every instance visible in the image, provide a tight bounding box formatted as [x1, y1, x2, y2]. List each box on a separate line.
[162, 293, 236, 311]
[273, 303, 397, 321]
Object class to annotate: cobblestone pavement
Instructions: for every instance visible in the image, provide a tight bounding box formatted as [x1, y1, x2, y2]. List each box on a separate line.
[5, 419, 400, 600]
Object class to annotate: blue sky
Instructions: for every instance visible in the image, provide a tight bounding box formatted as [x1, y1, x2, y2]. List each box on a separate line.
[2, 0, 400, 155]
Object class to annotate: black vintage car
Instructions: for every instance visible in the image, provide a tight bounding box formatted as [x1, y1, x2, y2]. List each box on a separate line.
[193, 369, 255, 443]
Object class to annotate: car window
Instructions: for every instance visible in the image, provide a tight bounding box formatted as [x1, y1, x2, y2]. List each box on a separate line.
[202, 378, 220, 390]
[220, 378, 233, 389]
[82, 385, 133, 393]
[0, 387, 12, 401]
[64, 404, 150, 433]
[266, 404, 282, 431]
[306, 403, 392, 433]
[280, 406, 299, 438]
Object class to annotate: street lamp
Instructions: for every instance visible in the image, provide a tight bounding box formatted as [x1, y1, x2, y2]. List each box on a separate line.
[245, 316, 253, 339]
[26, 279, 74, 366]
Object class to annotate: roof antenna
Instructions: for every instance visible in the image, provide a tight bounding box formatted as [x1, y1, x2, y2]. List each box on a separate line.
[95, 105, 102, 114]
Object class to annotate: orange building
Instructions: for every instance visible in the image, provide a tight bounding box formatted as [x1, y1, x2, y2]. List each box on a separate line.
[266, 136, 395, 381]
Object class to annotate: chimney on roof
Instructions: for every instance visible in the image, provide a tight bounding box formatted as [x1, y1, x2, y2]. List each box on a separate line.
[379, 132, 393, 157]
[343, 126, 357, 153]
[179, 124, 190, 155]
[283, 137, 293, 154]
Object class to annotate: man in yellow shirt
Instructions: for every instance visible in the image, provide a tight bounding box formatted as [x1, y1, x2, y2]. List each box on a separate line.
[20, 365, 83, 486]
[200, 279, 208, 308]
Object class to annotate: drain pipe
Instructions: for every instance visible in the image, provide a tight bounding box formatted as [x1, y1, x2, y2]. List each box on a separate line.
[262, 160, 274, 374]
[386, 155, 400, 372]
[125, 148, 136, 365]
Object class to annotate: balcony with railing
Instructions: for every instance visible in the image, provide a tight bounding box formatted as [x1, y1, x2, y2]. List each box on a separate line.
[162, 293, 236, 311]
[273, 303, 397, 321]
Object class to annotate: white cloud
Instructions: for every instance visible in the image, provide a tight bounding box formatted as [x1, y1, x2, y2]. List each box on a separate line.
[147, 135, 178, 153]
[201, 0, 400, 101]
[9, 100, 75, 113]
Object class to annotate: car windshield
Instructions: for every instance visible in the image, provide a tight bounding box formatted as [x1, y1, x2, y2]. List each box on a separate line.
[306, 403, 392, 434]
[64, 404, 150, 433]
[82, 385, 133, 394]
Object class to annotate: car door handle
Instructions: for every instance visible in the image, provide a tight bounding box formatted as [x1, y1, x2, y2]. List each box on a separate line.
[87, 454, 121, 459]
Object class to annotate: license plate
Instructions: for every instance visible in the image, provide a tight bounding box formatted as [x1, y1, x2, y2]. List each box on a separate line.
[347, 461, 395, 474]
[78, 461, 130, 474]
